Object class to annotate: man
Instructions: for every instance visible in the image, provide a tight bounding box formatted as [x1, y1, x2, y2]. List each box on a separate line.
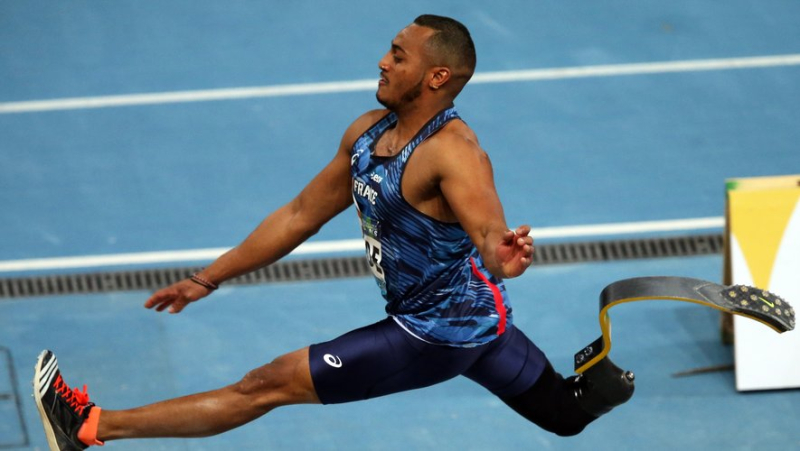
[34, 15, 632, 450]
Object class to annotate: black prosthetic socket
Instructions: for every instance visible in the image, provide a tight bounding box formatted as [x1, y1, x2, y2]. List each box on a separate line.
[573, 356, 635, 417]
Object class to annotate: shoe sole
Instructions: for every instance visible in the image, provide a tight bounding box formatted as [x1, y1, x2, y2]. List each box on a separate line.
[33, 350, 61, 451]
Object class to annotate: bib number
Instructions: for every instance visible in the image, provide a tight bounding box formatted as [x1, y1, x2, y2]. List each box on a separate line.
[360, 216, 387, 295]
[364, 235, 384, 279]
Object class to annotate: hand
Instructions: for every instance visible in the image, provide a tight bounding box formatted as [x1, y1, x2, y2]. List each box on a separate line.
[144, 279, 212, 314]
[496, 225, 535, 278]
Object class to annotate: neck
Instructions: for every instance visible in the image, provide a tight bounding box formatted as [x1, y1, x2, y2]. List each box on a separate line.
[390, 98, 454, 139]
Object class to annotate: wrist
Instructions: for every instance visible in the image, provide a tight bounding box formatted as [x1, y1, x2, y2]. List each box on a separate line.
[189, 272, 219, 291]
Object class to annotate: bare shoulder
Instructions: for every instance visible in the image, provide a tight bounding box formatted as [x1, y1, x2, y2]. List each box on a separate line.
[340, 109, 390, 149]
[424, 119, 489, 167]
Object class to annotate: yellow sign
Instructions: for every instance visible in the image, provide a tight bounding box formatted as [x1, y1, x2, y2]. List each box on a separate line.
[728, 188, 800, 288]
[724, 174, 800, 391]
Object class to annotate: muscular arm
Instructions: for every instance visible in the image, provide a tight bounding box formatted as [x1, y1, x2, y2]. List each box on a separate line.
[145, 111, 385, 313]
[198, 147, 352, 284]
[436, 131, 534, 279]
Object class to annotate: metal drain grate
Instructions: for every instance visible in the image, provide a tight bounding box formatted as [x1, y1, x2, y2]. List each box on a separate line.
[0, 233, 723, 299]
[533, 233, 723, 265]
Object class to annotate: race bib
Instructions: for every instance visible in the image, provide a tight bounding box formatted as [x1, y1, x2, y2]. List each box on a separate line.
[360, 215, 387, 295]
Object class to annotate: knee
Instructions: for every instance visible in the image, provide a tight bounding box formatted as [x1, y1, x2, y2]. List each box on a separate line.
[511, 402, 593, 437]
[502, 365, 598, 437]
[230, 355, 308, 411]
[549, 421, 590, 437]
[233, 361, 286, 393]
[522, 394, 594, 438]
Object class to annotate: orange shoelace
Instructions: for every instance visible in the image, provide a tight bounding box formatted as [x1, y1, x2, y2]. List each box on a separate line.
[53, 374, 91, 415]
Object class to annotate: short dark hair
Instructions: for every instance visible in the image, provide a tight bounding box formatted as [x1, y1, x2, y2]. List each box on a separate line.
[413, 15, 476, 80]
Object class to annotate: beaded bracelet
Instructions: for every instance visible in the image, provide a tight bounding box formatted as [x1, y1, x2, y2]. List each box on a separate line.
[190, 273, 219, 291]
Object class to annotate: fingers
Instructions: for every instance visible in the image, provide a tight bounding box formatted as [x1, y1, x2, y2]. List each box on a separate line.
[514, 225, 531, 237]
[146, 296, 186, 314]
[519, 246, 534, 265]
[144, 295, 174, 313]
[513, 225, 535, 266]
[144, 285, 194, 314]
[144, 290, 170, 310]
[167, 300, 188, 314]
[508, 225, 534, 249]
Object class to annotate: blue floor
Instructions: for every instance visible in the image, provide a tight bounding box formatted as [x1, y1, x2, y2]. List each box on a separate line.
[3, 256, 800, 450]
[2, 1, 800, 449]
[2, 1, 799, 260]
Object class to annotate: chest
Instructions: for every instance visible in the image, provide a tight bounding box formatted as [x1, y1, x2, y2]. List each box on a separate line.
[350, 109, 459, 220]
[350, 140, 439, 212]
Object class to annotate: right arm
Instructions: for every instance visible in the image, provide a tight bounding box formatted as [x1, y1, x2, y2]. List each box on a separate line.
[145, 111, 385, 313]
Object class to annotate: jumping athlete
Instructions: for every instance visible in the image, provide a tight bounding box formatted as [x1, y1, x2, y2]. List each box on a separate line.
[34, 15, 633, 450]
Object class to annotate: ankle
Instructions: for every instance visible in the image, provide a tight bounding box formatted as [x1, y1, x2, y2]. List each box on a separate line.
[77, 406, 105, 446]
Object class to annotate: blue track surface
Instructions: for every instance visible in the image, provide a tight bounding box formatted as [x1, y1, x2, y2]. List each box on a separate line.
[1, 1, 799, 449]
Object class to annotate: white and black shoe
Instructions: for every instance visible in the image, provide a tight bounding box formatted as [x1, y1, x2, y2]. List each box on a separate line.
[33, 350, 96, 450]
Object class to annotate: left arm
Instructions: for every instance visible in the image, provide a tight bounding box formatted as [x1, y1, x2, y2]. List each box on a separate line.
[436, 133, 534, 279]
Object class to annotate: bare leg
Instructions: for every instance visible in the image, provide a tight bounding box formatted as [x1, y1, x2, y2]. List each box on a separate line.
[96, 348, 318, 441]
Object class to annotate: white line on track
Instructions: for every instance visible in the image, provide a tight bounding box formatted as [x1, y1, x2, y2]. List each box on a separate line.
[0, 217, 724, 273]
[1, 54, 799, 114]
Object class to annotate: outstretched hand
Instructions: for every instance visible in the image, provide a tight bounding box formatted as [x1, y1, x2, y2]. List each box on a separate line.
[144, 279, 212, 314]
[496, 225, 535, 278]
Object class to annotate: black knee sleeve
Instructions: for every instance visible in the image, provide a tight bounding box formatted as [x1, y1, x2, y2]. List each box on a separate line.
[501, 357, 635, 437]
[501, 363, 597, 437]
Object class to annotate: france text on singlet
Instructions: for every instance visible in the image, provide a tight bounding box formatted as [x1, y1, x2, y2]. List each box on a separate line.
[350, 106, 513, 347]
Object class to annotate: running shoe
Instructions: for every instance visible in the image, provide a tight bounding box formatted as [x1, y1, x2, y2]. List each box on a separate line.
[33, 350, 97, 450]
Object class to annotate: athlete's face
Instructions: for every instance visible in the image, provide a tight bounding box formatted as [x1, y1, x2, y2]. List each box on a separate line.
[376, 24, 434, 110]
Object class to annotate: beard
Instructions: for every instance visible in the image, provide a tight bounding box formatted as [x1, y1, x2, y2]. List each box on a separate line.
[376, 75, 425, 110]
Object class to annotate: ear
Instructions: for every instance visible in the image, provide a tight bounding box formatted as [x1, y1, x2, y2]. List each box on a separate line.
[429, 67, 451, 90]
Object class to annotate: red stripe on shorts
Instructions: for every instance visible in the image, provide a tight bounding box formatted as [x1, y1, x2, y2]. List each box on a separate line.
[470, 257, 507, 335]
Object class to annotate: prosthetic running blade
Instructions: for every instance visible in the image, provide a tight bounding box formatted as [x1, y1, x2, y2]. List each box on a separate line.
[574, 276, 796, 374]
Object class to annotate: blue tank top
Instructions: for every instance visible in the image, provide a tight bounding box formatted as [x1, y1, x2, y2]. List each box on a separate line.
[350, 106, 513, 347]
